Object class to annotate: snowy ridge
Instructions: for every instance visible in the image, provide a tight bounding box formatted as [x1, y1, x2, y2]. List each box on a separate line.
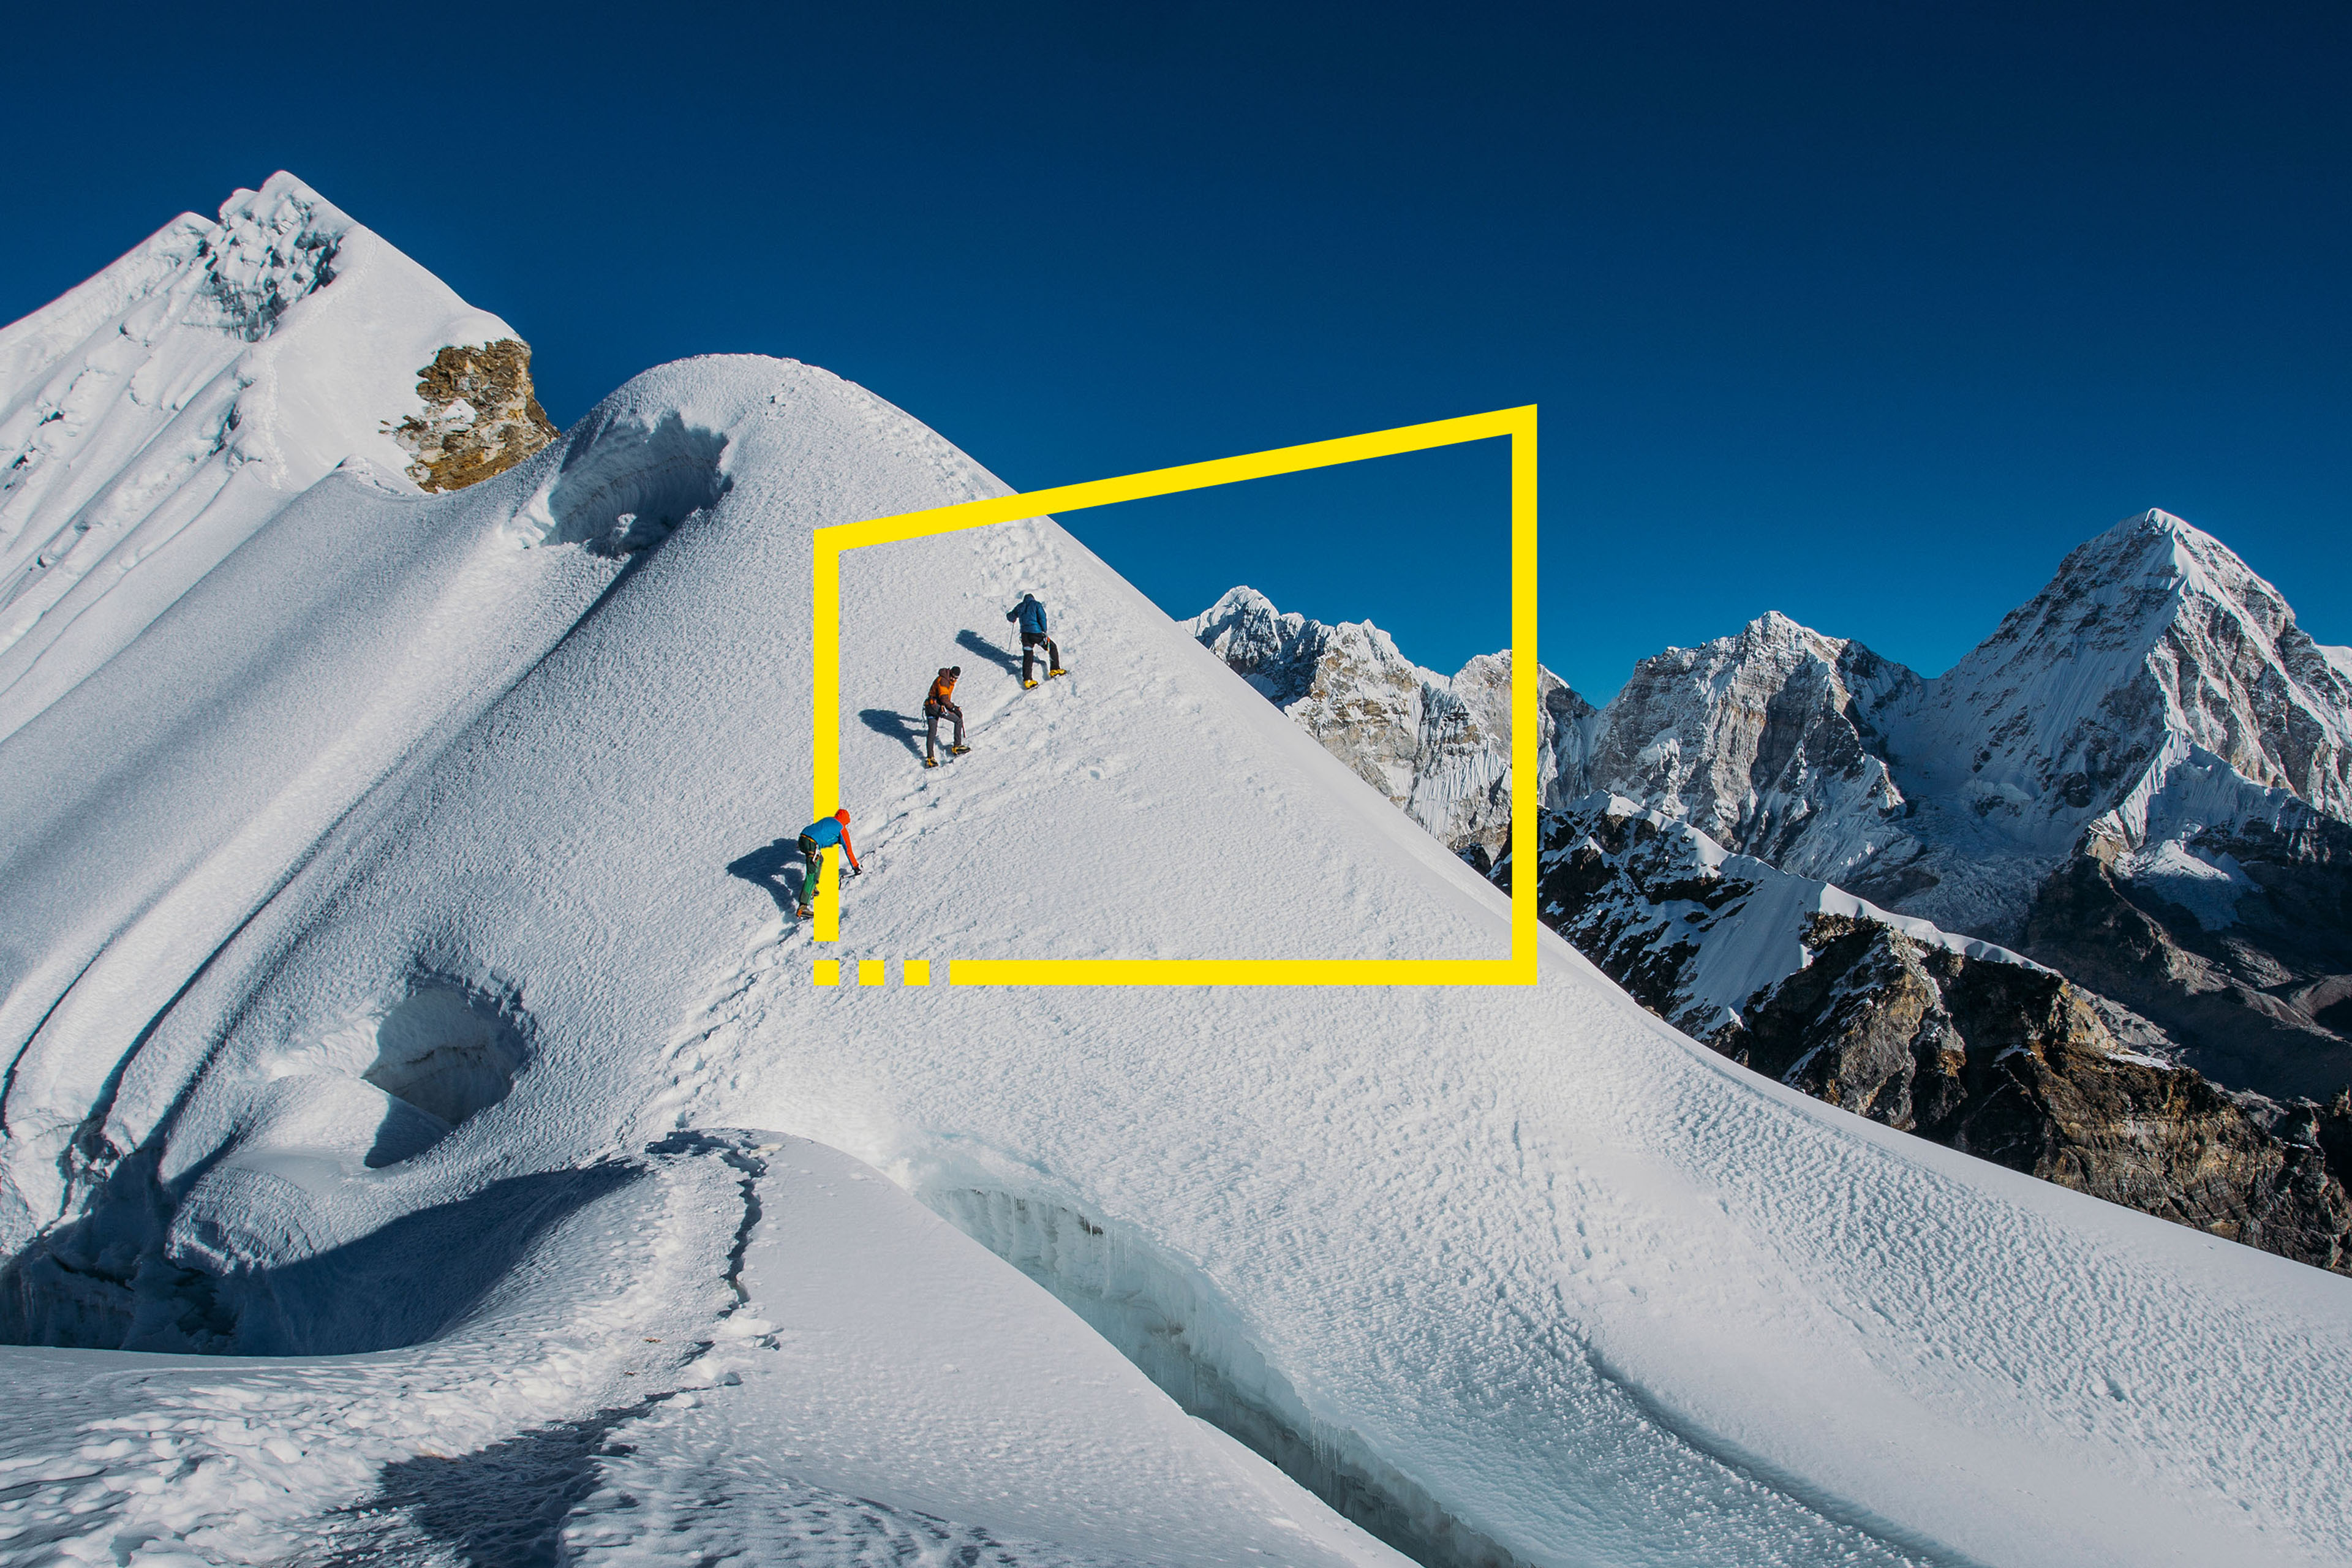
[0, 186, 2349, 1564]
[0, 172, 524, 742]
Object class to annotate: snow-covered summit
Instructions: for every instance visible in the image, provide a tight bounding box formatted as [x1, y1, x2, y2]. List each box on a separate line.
[0, 172, 552, 742]
[1893, 508, 2352, 852]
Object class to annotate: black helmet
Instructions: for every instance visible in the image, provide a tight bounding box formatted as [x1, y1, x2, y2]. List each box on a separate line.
[950, 665, 961, 676]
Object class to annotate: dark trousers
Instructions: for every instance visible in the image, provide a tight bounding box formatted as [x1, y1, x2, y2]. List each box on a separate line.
[1020, 631, 1061, 682]
[796, 834, 824, 904]
[924, 699, 964, 760]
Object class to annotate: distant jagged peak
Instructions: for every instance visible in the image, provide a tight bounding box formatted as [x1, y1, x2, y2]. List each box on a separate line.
[1186, 584, 1454, 693]
[1185, 584, 1589, 858]
[1580, 606, 1918, 884]
[1639, 609, 1920, 708]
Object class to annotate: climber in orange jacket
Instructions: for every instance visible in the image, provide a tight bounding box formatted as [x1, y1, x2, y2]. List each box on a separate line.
[922, 665, 968, 768]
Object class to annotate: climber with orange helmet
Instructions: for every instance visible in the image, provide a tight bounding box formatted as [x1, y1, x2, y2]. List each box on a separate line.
[795, 807, 861, 919]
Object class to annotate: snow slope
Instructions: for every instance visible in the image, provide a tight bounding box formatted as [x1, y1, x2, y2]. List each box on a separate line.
[0, 172, 530, 744]
[1, 352, 2350, 1567]
[0, 1133, 1395, 1567]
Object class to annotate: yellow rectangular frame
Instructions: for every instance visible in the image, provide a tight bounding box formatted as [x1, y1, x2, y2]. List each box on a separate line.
[812, 405, 1539, 986]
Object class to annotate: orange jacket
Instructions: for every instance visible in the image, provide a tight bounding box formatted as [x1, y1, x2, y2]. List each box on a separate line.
[927, 669, 958, 706]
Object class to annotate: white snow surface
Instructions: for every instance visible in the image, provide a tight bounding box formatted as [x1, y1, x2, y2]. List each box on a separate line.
[0, 352, 2348, 1566]
[0, 171, 517, 742]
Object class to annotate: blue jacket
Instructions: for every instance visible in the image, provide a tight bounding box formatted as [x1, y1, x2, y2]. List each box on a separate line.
[799, 818, 845, 849]
[1008, 596, 1048, 635]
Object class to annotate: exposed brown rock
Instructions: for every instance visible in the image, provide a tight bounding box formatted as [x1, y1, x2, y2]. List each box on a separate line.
[1735, 914, 2352, 1274]
[385, 339, 558, 492]
[2023, 830, 2352, 1102]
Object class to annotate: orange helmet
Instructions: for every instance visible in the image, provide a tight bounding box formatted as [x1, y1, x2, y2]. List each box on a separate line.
[835, 808, 851, 824]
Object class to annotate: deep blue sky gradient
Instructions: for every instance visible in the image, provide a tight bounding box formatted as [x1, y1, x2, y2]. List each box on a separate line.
[7, 2, 2346, 697]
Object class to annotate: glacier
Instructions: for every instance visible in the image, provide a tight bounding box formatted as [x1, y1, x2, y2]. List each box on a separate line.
[1, 179, 2350, 1567]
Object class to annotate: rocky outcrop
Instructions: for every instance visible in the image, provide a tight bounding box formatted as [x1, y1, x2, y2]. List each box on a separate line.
[1734, 914, 2352, 1275]
[1496, 793, 2029, 1043]
[386, 339, 557, 492]
[2023, 821, 2352, 1103]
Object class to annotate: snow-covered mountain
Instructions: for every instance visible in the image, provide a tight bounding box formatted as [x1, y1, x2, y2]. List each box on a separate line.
[1572, 611, 1921, 888]
[1188, 586, 1594, 859]
[0, 171, 554, 743]
[4, 180, 2352, 1567]
[1896, 509, 2352, 854]
[1187, 595, 1926, 891]
[1200, 521, 2352, 1261]
[1600, 518, 2350, 1098]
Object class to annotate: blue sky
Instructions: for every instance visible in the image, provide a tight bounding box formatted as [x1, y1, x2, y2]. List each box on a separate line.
[7, 1, 2346, 698]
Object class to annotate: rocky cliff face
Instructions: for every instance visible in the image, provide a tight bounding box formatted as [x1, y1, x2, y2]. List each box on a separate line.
[1743, 914, 2352, 1274]
[1570, 611, 1923, 888]
[2023, 814, 2352, 1102]
[1500, 792, 2030, 1044]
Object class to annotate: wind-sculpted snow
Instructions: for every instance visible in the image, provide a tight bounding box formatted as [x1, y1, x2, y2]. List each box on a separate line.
[0, 171, 542, 744]
[1, 336, 2350, 1565]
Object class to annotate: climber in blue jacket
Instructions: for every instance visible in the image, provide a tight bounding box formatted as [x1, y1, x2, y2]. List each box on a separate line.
[1006, 592, 1065, 688]
[795, 809, 861, 918]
